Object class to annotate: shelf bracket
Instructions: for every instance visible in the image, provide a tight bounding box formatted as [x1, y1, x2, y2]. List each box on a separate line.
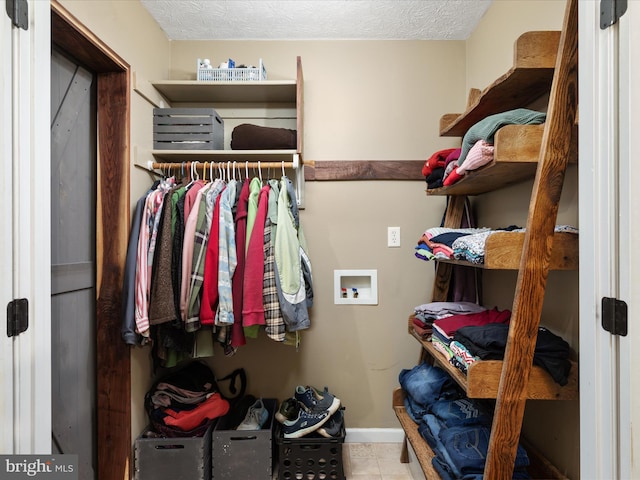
[601, 297, 628, 336]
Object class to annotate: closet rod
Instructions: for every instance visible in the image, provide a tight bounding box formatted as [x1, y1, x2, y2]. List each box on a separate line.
[151, 161, 297, 171]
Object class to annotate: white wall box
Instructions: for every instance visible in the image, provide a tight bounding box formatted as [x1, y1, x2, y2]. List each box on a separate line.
[333, 269, 378, 305]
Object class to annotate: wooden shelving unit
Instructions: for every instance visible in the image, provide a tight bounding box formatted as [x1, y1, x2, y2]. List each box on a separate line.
[439, 30, 560, 137]
[427, 123, 578, 196]
[407, 316, 578, 400]
[392, 389, 570, 480]
[396, 0, 578, 478]
[432, 230, 578, 270]
[150, 56, 304, 165]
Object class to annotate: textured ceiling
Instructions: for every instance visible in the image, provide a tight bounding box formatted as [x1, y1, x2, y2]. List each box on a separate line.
[141, 0, 493, 41]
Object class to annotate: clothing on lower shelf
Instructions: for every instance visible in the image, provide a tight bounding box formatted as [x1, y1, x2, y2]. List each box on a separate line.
[399, 362, 531, 478]
[454, 323, 572, 385]
[415, 225, 578, 265]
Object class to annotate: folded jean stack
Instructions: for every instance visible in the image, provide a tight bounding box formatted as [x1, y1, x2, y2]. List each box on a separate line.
[399, 362, 532, 479]
[276, 385, 343, 438]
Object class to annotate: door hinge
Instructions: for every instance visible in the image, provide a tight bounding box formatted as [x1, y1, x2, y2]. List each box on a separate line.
[5, 0, 28, 30]
[7, 298, 28, 337]
[601, 0, 628, 29]
[601, 297, 628, 336]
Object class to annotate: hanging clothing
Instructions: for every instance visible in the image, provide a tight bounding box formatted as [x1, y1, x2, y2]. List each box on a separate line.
[124, 170, 314, 366]
[216, 180, 238, 327]
[243, 184, 270, 337]
[231, 180, 249, 348]
[274, 176, 312, 331]
[264, 179, 285, 342]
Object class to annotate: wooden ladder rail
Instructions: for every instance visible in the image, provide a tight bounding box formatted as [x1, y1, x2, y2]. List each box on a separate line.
[484, 0, 578, 477]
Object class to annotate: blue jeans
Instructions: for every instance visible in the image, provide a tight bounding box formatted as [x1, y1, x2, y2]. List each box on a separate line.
[429, 398, 492, 428]
[398, 362, 460, 411]
[432, 456, 484, 480]
[404, 395, 427, 423]
[439, 425, 530, 475]
[420, 420, 530, 478]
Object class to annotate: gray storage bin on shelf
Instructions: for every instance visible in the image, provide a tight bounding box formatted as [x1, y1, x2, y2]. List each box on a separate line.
[153, 108, 224, 150]
[212, 398, 277, 480]
[134, 424, 213, 480]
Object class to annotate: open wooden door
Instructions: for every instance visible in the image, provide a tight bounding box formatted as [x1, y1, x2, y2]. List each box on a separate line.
[50, 48, 98, 478]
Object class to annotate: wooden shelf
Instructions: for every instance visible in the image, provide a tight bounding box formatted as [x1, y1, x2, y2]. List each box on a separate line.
[427, 123, 578, 196]
[151, 149, 300, 163]
[392, 388, 570, 479]
[430, 230, 578, 270]
[408, 317, 578, 400]
[150, 80, 297, 104]
[439, 31, 560, 137]
[151, 57, 304, 158]
[392, 388, 440, 479]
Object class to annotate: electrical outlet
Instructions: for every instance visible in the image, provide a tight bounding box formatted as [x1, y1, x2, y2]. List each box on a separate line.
[387, 226, 401, 247]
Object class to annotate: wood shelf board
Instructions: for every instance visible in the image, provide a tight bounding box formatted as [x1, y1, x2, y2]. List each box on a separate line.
[439, 31, 561, 137]
[304, 160, 425, 181]
[392, 388, 570, 480]
[392, 388, 441, 480]
[408, 322, 578, 400]
[426, 123, 577, 196]
[151, 80, 297, 104]
[427, 161, 538, 196]
[151, 149, 300, 163]
[425, 231, 578, 271]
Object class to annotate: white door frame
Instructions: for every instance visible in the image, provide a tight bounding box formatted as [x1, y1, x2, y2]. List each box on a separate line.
[617, 1, 639, 477]
[0, 0, 52, 454]
[0, 0, 15, 456]
[579, 0, 638, 478]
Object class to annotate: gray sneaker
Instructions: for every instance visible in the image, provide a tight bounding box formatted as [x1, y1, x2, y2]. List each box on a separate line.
[317, 409, 344, 438]
[282, 408, 330, 438]
[294, 385, 340, 416]
[237, 398, 268, 430]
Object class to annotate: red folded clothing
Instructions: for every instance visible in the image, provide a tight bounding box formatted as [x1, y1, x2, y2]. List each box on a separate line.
[422, 148, 458, 177]
[163, 392, 230, 431]
[432, 307, 511, 337]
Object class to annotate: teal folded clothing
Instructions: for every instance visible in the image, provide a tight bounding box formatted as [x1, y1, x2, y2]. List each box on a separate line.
[457, 108, 547, 166]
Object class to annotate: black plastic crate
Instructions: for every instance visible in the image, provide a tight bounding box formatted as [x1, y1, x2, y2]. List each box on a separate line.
[212, 398, 277, 480]
[134, 424, 213, 480]
[275, 424, 346, 480]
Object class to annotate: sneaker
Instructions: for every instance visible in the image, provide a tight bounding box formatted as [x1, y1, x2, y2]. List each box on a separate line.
[281, 408, 331, 438]
[294, 385, 340, 416]
[317, 409, 344, 438]
[236, 398, 268, 430]
[275, 397, 300, 424]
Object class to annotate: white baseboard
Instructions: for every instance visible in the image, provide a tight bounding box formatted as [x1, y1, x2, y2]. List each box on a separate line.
[344, 428, 405, 443]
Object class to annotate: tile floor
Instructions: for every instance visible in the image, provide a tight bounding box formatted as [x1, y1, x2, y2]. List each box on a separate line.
[342, 442, 415, 480]
[272, 442, 416, 480]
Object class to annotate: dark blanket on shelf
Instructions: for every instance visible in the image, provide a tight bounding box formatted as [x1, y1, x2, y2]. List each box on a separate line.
[231, 123, 297, 150]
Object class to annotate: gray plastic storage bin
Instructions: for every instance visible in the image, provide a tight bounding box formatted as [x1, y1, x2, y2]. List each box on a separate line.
[212, 398, 277, 480]
[134, 424, 213, 480]
[153, 108, 224, 150]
